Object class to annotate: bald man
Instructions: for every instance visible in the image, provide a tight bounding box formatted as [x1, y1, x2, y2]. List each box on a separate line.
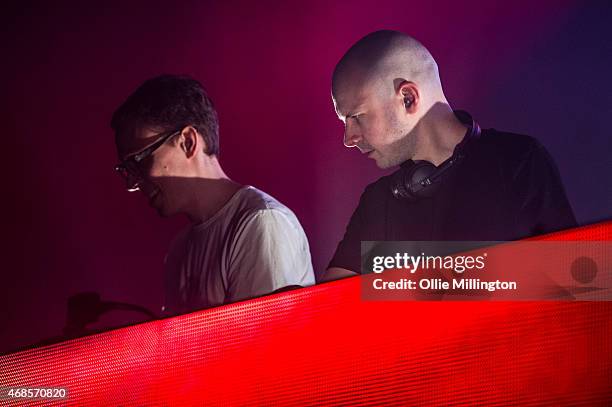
[323, 30, 576, 281]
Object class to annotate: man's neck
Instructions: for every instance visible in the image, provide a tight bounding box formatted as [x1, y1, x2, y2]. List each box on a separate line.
[413, 104, 468, 166]
[185, 177, 243, 224]
[181, 156, 243, 224]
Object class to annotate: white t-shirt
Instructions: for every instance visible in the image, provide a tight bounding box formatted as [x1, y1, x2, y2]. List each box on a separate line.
[162, 186, 314, 315]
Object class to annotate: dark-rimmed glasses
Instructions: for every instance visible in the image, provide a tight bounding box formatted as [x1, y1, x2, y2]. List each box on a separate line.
[114, 127, 183, 188]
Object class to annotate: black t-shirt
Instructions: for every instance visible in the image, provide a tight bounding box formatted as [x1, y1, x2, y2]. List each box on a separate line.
[328, 128, 577, 273]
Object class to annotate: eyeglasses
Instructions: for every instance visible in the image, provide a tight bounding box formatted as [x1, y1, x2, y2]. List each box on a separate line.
[114, 127, 183, 189]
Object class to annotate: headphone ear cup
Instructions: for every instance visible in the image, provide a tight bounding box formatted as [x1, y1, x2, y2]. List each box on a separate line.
[409, 162, 439, 198]
[391, 161, 437, 201]
[391, 168, 415, 201]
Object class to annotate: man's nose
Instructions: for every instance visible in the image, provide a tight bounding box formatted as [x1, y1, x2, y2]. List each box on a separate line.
[343, 122, 362, 148]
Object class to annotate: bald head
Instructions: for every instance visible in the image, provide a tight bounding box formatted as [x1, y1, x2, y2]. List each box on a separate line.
[332, 30, 442, 101]
[331, 31, 459, 169]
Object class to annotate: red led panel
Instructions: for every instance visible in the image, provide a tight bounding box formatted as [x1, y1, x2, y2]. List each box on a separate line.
[1, 222, 611, 405]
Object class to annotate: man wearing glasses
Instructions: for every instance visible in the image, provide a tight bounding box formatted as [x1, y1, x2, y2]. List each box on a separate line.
[112, 75, 314, 315]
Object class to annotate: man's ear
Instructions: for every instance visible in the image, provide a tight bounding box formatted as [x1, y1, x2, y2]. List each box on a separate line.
[397, 81, 419, 114]
[180, 126, 206, 158]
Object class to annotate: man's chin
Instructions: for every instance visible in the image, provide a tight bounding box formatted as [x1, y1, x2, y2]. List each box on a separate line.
[154, 205, 175, 218]
[155, 208, 170, 218]
[374, 157, 395, 169]
[374, 154, 406, 169]
[149, 199, 170, 217]
[148, 192, 170, 217]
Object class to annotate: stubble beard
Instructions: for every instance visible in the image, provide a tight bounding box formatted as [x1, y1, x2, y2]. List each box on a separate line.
[376, 119, 416, 169]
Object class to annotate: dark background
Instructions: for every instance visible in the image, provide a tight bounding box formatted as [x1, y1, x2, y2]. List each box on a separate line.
[2, 0, 611, 354]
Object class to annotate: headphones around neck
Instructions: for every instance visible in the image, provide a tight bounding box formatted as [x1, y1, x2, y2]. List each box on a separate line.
[390, 111, 481, 202]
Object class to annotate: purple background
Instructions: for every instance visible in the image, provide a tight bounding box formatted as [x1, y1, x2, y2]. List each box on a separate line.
[2, 0, 611, 354]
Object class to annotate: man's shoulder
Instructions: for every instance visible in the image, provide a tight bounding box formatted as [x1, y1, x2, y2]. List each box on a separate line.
[354, 173, 395, 210]
[478, 128, 543, 158]
[175, 186, 304, 252]
[232, 186, 293, 215]
[229, 186, 301, 228]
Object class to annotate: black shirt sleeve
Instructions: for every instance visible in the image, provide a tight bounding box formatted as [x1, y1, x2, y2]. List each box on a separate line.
[328, 187, 371, 273]
[512, 139, 577, 235]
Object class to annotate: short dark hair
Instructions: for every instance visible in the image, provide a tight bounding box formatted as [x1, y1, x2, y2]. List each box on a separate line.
[111, 75, 220, 156]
